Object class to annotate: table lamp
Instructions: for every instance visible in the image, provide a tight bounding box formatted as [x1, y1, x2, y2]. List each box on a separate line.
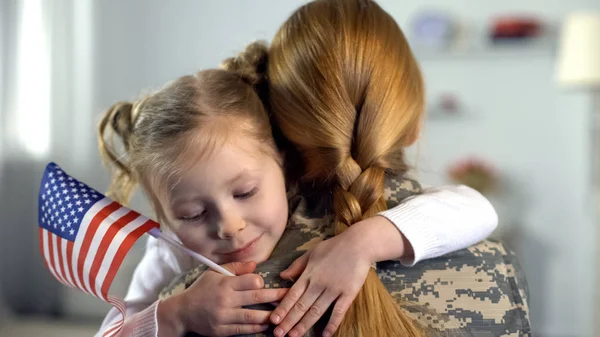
[555, 11, 600, 332]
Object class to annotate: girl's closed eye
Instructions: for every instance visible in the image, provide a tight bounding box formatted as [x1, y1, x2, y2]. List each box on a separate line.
[180, 210, 207, 223]
[234, 187, 259, 200]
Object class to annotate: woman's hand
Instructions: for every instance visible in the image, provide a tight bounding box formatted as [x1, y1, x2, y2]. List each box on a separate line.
[270, 215, 410, 337]
[163, 261, 288, 337]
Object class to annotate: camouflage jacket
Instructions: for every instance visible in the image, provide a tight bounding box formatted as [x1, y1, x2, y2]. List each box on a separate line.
[159, 176, 531, 336]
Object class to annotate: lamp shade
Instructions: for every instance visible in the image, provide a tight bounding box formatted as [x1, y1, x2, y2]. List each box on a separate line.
[556, 12, 600, 87]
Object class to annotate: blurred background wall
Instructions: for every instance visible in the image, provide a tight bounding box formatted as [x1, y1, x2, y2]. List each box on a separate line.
[1, 1, 599, 336]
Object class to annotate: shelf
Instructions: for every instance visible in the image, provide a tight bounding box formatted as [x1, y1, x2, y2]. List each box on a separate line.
[412, 39, 557, 61]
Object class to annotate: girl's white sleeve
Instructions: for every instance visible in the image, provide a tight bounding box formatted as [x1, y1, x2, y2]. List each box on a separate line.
[94, 236, 194, 337]
[378, 184, 498, 266]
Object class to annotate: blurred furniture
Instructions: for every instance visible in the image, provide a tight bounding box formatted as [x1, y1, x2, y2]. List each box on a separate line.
[555, 10, 600, 332]
[557, 12, 600, 88]
[490, 16, 543, 41]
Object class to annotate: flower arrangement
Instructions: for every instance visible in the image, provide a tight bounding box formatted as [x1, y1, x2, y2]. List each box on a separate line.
[448, 157, 498, 194]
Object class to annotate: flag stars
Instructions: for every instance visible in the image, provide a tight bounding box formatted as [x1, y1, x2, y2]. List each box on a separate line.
[40, 168, 107, 239]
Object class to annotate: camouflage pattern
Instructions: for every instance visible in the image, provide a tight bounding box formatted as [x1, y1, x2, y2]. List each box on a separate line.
[159, 176, 531, 336]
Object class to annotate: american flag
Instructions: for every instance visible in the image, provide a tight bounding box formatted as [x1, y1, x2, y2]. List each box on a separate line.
[38, 162, 159, 337]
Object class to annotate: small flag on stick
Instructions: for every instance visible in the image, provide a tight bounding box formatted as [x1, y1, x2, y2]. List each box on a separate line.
[37, 162, 232, 336]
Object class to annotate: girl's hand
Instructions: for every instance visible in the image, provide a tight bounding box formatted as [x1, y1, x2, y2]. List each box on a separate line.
[270, 216, 409, 337]
[169, 261, 288, 337]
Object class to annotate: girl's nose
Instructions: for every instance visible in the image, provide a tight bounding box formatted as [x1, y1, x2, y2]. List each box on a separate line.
[217, 210, 246, 239]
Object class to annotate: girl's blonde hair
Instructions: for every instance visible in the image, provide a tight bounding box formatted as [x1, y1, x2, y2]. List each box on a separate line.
[236, 0, 426, 335]
[98, 64, 275, 222]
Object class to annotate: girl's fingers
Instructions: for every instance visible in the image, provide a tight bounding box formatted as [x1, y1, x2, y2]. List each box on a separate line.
[227, 308, 272, 324]
[322, 295, 353, 337]
[280, 252, 309, 280]
[270, 278, 308, 325]
[234, 287, 289, 307]
[288, 289, 339, 337]
[228, 273, 265, 291]
[272, 283, 323, 337]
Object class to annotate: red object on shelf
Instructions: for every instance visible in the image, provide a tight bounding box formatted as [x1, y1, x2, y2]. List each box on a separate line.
[491, 17, 542, 39]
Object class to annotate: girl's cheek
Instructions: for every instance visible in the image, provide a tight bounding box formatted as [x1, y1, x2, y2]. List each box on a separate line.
[179, 227, 209, 249]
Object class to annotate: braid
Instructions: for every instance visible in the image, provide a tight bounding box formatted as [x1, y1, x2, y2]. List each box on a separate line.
[267, 0, 427, 335]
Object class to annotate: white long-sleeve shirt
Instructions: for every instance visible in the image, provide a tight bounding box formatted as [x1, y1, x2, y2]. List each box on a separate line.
[96, 184, 497, 337]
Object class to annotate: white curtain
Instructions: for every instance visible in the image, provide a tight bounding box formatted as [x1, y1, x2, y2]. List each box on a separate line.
[0, 0, 95, 315]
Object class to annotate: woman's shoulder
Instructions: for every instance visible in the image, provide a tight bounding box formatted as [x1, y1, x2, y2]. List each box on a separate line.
[376, 239, 531, 333]
[383, 173, 422, 206]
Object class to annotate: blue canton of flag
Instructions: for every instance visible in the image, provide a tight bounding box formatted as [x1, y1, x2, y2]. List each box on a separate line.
[39, 163, 102, 241]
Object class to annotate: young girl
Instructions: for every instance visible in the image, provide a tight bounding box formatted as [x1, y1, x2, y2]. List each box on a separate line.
[95, 13, 496, 337]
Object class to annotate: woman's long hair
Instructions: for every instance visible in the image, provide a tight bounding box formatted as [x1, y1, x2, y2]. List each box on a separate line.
[267, 0, 425, 335]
